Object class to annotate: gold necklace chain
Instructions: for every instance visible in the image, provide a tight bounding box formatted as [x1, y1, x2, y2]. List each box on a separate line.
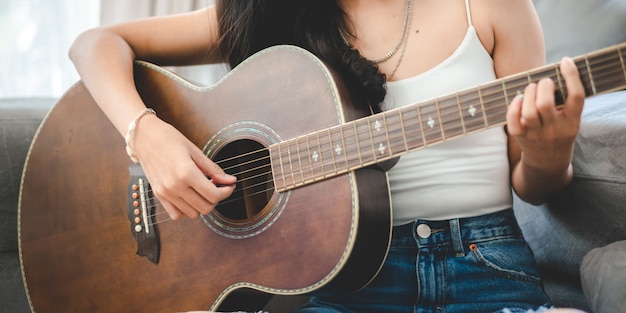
[341, 0, 414, 64]
[387, 9, 412, 80]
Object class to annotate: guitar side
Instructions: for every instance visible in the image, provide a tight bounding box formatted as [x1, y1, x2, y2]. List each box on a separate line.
[18, 46, 392, 312]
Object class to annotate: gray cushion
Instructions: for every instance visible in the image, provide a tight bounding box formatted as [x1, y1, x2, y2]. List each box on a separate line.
[514, 90, 626, 310]
[581, 240, 626, 313]
[0, 97, 54, 313]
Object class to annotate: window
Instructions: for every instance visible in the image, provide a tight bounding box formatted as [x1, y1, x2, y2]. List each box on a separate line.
[0, 0, 100, 98]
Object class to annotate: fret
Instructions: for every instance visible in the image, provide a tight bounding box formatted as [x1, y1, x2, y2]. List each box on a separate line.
[354, 118, 377, 165]
[437, 95, 465, 139]
[329, 125, 349, 172]
[384, 109, 409, 156]
[527, 68, 552, 84]
[434, 99, 445, 139]
[503, 74, 529, 100]
[288, 137, 305, 186]
[319, 129, 336, 176]
[340, 123, 361, 170]
[295, 135, 314, 184]
[454, 94, 467, 134]
[500, 80, 510, 109]
[281, 139, 296, 188]
[269, 144, 285, 191]
[480, 81, 508, 127]
[553, 64, 567, 105]
[307, 131, 324, 180]
[344, 122, 363, 168]
[587, 48, 626, 93]
[617, 49, 626, 82]
[418, 100, 444, 145]
[476, 87, 489, 128]
[457, 89, 486, 132]
[367, 116, 392, 160]
[400, 105, 425, 151]
[574, 58, 595, 97]
[584, 56, 598, 95]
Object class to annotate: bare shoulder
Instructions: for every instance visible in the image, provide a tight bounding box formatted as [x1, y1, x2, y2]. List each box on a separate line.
[470, 0, 545, 77]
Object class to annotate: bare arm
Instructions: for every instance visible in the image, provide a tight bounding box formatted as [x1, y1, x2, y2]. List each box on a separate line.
[69, 6, 236, 220]
[485, 0, 585, 204]
[69, 7, 221, 134]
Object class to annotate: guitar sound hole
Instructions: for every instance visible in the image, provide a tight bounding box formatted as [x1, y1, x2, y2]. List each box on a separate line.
[213, 139, 273, 222]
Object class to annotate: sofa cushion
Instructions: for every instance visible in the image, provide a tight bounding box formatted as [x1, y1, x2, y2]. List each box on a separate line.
[0, 98, 53, 253]
[514, 90, 626, 310]
[0, 98, 54, 313]
[580, 240, 626, 313]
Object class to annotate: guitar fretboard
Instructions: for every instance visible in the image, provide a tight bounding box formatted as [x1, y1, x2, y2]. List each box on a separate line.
[271, 42, 626, 192]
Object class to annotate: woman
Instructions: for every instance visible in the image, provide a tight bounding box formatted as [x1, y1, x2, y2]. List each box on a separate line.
[70, 0, 586, 312]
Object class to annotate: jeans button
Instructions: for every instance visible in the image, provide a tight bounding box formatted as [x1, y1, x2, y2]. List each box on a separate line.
[416, 223, 431, 238]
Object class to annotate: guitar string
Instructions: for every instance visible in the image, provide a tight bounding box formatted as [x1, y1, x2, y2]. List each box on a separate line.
[145, 57, 621, 203]
[134, 54, 623, 226]
[213, 54, 622, 186]
[140, 57, 623, 223]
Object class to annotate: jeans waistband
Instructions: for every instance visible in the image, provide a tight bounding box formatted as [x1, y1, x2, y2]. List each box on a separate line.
[391, 209, 523, 255]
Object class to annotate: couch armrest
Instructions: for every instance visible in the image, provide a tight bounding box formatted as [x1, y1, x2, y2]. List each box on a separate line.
[0, 97, 55, 313]
[514, 90, 626, 310]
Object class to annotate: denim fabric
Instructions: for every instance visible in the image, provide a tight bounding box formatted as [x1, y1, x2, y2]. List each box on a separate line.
[292, 209, 551, 313]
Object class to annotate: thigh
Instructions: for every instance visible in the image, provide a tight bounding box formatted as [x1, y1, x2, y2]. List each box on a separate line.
[443, 235, 551, 313]
[292, 226, 419, 313]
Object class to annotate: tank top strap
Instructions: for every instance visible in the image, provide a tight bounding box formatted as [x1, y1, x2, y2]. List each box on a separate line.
[465, 0, 473, 27]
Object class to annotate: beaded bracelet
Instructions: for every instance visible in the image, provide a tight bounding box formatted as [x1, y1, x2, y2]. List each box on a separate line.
[125, 108, 156, 163]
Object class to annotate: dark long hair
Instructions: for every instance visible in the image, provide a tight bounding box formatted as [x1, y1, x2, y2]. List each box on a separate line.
[215, 0, 386, 112]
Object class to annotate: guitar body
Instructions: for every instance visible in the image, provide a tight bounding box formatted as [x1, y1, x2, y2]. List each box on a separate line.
[19, 46, 392, 312]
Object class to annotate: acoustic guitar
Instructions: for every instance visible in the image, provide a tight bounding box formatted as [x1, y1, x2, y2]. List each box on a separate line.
[19, 43, 626, 312]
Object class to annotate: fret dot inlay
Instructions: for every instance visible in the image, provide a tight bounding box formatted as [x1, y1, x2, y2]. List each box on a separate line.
[468, 105, 476, 117]
[378, 143, 386, 155]
[427, 117, 436, 128]
[312, 151, 319, 162]
[335, 145, 342, 155]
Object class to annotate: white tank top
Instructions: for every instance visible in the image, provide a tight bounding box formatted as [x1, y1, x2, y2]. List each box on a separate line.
[383, 0, 512, 224]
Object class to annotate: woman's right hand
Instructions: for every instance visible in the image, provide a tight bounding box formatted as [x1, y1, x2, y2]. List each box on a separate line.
[132, 114, 237, 220]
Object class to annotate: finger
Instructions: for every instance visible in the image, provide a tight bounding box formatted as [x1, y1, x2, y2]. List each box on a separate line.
[192, 151, 237, 186]
[534, 77, 557, 125]
[152, 173, 205, 219]
[159, 198, 186, 220]
[178, 187, 219, 216]
[191, 151, 237, 203]
[506, 92, 525, 136]
[170, 194, 201, 219]
[521, 83, 541, 127]
[560, 57, 585, 118]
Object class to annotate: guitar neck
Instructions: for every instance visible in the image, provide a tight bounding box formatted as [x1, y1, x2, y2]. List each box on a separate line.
[271, 42, 626, 192]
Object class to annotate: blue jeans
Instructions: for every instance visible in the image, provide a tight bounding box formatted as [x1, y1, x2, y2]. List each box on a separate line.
[292, 209, 552, 313]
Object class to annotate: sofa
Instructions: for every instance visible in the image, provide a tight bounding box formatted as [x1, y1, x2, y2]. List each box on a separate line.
[1, 1, 625, 313]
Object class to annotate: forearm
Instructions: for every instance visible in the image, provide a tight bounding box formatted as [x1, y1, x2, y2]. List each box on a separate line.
[512, 156, 574, 205]
[69, 28, 148, 137]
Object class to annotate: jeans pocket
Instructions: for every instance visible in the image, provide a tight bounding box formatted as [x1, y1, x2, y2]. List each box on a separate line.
[468, 237, 542, 284]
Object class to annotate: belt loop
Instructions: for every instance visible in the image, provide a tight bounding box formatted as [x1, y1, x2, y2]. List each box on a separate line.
[449, 218, 465, 257]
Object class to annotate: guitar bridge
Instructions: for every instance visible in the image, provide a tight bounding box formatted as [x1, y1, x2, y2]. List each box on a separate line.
[127, 163, 160, 264]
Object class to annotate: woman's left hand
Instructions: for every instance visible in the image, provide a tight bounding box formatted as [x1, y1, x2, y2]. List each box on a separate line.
[507, 56, 585, 173]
